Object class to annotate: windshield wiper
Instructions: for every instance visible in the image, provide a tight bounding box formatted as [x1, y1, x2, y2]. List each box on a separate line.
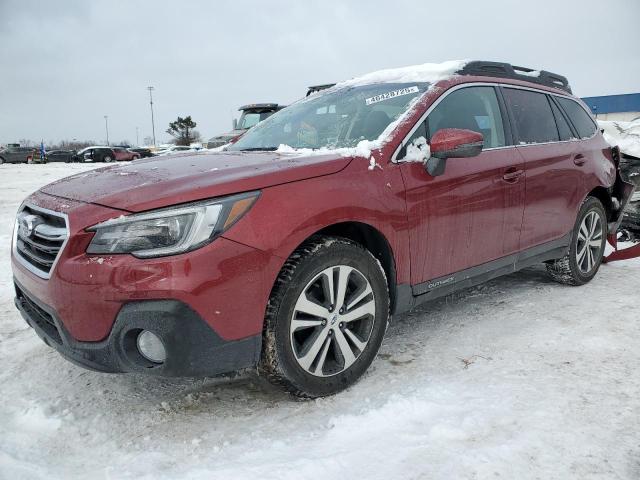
[236, 147, 278, 152]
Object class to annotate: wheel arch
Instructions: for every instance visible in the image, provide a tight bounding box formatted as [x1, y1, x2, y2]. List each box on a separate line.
[311, 221, 405, 315]
[586, 185, 614, 222]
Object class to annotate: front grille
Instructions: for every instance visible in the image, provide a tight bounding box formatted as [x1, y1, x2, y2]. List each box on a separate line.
[15, 205, 68, 278]
[15, 286, 62, 345]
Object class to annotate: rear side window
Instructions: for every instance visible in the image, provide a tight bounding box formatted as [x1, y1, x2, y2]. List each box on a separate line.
[503, 88, 558, 144]
[556, 97, 597, 139]
[427, 86, 506, 149]
[550, 99, 574, 141]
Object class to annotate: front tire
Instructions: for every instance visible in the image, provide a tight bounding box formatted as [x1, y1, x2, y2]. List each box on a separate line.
[260, 236, 390, 398]
[546, 196, 607, 285]
[103, 155, 113, 163]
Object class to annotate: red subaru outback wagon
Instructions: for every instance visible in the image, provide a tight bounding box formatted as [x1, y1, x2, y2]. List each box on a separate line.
[12, 61, 632, 397]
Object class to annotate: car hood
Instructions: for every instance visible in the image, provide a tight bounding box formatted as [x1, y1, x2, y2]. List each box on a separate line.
[40, 151, 352, 212]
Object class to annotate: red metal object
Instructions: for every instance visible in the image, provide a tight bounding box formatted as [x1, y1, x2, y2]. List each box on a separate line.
[604, 234, 640, 263]
[430, 128, 483, 155]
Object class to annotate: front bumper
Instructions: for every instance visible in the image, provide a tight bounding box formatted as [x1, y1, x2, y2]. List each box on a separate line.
[11, 191, 284, 376]
[14, 281, 261, 376]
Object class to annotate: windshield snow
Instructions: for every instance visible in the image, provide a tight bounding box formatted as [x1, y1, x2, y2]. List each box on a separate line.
[228, 82, 429, 151]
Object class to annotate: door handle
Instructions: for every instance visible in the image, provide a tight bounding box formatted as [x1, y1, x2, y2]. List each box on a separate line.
[573, 154, 586, 166]
[502, 168, 524, 183]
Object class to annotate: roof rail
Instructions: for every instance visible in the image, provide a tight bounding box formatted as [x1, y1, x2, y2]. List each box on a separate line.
[458, 61, 572, 94]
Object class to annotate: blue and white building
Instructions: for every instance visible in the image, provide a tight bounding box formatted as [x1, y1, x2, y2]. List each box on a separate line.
[581, 93, 640, 122]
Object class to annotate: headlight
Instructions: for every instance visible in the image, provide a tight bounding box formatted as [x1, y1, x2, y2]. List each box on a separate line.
[86, 192, 259, 258]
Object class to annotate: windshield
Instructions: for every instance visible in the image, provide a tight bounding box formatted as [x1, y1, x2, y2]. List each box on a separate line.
[237, 111, 275, 130]
[228, 82, 429, 151]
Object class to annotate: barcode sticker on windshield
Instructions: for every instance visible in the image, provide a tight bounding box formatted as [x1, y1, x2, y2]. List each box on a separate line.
[365, 86, 419, 105]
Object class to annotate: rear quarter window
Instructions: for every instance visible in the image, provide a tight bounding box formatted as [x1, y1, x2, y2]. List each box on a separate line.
[556, 97, 597, 139]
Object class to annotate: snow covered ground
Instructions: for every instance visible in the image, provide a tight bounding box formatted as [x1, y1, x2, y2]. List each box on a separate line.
[1, 163, 640, 480]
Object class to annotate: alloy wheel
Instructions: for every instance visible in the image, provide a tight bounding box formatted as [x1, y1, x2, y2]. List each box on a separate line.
[576, 210, 603, 274]
[290, 265, 376, 377]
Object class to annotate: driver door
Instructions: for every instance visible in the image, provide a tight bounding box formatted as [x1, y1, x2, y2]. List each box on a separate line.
[399, 85, 524, 287]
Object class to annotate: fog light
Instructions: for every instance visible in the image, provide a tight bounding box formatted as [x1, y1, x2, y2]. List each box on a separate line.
[136, 330, 166, 363]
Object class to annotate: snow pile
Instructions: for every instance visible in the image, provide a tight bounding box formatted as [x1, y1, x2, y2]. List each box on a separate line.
[404, 136, 431, 162]
[276, 137, 382, 160]
[517, 69, 541, 78]
[599, 119, 640, 158]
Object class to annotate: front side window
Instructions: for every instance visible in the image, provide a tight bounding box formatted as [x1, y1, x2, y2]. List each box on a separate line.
[503, 88, 559, 144]
[228, 83, 429, 151]
[556, 97, 597, 139]
[427, 86, 506, 149]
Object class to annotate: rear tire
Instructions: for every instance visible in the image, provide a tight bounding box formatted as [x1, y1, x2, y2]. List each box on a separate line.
[546, 196, 606, 285]
[103, 155, 113, 163]
[260, 236, 390, 398]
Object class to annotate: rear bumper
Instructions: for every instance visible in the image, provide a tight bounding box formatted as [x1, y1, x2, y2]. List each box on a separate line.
[14, 280, 261, 376]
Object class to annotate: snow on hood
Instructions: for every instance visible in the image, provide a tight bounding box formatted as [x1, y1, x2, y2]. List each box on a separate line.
[599, 119, 640, 158]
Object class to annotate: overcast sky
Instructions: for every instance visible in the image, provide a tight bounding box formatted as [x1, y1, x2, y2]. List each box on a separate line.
[1, 0, 639, 146]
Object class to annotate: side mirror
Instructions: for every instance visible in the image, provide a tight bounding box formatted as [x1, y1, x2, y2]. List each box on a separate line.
[426, 128, 484, 176]
[232, 119, 238, 130]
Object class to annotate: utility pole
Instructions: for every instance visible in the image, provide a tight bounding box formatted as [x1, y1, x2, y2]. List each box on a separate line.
[104, 115, 109, 145]
[147, 86, 156, 146]
[136, 126, 139, 146]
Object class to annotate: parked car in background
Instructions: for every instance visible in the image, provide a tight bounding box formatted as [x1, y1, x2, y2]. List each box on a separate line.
[0, 145, 37, 164]
[44, 150, 77, 163]
[154, 145, 193, 156]
[11, 60, 634, 399]
[112, 147, 141, 161]
[76, 146, 117, 163]
[206, 103, 284, 148]
[129, 147, 153, 158]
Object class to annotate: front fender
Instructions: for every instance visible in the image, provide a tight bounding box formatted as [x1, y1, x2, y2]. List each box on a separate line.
[221, 159, 411, 285]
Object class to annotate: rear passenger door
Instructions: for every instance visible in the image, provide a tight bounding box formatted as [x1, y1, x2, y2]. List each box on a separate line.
[502, 87, 581, 249]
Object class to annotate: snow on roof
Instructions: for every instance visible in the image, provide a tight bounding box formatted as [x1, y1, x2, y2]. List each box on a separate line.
[518, 69, 541, 78]
[336, 59, 468, 88]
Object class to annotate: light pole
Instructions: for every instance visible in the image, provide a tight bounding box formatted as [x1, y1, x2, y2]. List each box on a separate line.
[136, 126, 139, 146]
[104, 115, 109, 145]
[147, 86, 156, 146]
